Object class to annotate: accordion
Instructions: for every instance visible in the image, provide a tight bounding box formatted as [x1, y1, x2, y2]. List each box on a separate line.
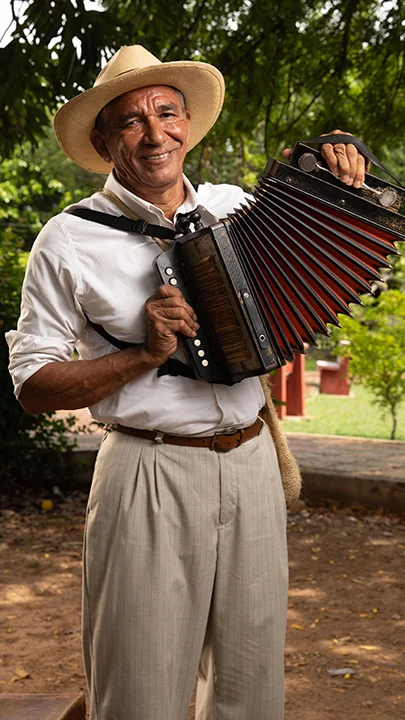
[155, 143, 403, 385]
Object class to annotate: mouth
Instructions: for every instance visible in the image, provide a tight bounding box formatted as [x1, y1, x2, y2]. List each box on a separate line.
[141, 149, 174, 162]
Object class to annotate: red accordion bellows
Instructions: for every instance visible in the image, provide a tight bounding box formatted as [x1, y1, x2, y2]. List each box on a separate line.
[226, 176, 399, 362]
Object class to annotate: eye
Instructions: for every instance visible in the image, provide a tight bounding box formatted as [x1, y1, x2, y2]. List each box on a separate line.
[124, 118, 141, 128]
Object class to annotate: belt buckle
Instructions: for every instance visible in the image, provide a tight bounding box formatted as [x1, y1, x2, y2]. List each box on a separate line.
[210, 429, 243, 452]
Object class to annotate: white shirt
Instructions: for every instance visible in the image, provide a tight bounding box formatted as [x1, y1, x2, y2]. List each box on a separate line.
[6, 173, 265, 435]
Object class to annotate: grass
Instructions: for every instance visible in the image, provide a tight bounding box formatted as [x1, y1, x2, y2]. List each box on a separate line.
[281, 384, 405, 441]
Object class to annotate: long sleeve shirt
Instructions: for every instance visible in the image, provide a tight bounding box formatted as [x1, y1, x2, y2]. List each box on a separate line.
[6, 172, 265, 436]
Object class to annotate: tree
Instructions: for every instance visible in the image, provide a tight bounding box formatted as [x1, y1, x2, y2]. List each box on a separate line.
[336, 291, 405, 440]
[0, 144, 92, 491]
[3, 0, 405, 186]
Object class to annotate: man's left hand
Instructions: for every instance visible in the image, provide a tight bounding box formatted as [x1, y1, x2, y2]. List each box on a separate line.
[282, 129, 370, 189]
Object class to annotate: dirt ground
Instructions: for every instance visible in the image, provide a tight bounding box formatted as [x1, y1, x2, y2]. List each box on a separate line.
[1, 493, 404, 720]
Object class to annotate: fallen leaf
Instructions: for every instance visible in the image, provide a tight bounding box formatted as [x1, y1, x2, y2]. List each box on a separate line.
[10, 665, 31, 683]
[360, 645, 379, 651]
[41, 500, 54, 512]
[291, 624, 306, 631]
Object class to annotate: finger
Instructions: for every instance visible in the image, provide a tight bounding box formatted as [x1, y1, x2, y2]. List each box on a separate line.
[320, 143, 339, 176]
[321, 129, 352, 138]
[281, 148, 292, 160]
[320, 129, 354, 180]
[353, 152, 366, 189]
[150, 305, 199, 331]
[153, 318, 198, 338]
[147, 296, 197, 322]
[343, 142, 359, 185]
[331, 143, 352, 183]
[151, 284, 184, 300]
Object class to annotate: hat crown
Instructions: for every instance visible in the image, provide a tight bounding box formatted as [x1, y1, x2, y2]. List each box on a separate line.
[94, 45, 162, 87]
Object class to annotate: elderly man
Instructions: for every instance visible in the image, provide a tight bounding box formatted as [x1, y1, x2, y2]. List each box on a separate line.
[7, 46, 367, 720]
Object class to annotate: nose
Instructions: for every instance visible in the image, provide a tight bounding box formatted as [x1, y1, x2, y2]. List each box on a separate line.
[143, 116, 166, 145]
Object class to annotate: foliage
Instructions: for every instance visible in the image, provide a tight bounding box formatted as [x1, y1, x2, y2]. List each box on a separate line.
[334, 291, 405, 440]
[0, 134, 101, 250]
[282, 382, 405, 440]
[3, 1, 405, 187]
[0, 148, 93, 491]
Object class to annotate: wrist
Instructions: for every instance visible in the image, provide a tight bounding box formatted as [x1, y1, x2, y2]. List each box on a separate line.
[136, 344, 166, 371]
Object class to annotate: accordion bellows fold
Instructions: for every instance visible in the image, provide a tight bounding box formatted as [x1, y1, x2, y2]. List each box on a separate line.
[226, 175, 398, 363]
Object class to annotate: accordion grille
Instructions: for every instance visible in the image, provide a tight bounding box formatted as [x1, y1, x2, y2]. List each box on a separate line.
[190, 255, 250, 364]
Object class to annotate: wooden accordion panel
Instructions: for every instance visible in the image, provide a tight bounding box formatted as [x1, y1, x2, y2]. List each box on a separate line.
[155, 152, 402, 385]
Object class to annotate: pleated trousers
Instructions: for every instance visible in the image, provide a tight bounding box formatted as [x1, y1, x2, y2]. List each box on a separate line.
[82, 424, 288, 720]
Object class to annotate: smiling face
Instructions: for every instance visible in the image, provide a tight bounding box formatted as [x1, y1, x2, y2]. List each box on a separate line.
[90, 85, 191, 199]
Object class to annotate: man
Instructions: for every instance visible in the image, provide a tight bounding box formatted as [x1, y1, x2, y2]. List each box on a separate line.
[7, 45, 367, 720]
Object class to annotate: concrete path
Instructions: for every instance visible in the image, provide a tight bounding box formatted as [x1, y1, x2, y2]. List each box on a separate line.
[286, 432, 405, 512]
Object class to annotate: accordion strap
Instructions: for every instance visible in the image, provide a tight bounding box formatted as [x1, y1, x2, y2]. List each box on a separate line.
[67, 207, 176, 242]
[302, 133, 404, 187]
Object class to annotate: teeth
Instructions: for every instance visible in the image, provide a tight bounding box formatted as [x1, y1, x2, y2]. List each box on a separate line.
[145, 151, 170, 160]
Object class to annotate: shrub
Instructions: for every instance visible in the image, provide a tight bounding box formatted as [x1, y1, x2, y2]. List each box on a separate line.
[336, 291, 405, 440]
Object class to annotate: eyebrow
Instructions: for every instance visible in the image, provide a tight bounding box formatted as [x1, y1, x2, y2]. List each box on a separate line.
[118, 103, 180, 125]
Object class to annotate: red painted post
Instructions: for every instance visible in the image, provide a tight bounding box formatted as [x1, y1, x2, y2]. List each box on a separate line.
[270, 357, 305, 418]
[287, 354, 306, 416]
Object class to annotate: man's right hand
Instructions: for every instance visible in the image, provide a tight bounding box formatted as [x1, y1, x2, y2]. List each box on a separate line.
[144, 284, 199, 366]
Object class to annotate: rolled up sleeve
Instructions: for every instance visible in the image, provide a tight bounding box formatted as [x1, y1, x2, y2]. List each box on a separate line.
[6, 217, 86, 398]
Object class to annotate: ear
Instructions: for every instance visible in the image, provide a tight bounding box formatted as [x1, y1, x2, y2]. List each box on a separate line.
[90, 128, 112, 163]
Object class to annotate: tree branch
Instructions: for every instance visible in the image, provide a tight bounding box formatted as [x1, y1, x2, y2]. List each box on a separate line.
[161, 0, 208, 60]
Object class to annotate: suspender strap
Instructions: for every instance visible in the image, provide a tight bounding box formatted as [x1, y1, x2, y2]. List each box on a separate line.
[301, 134, 404, 187]
[67, 207, 177, 240]
[84, 313, 137, 351]
[71, 190, 200, 381]
[84, 314, 197, 380]
[157, 358, 197, 380]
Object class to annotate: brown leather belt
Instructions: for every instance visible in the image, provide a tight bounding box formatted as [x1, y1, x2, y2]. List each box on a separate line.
[105, 417, 264, 452]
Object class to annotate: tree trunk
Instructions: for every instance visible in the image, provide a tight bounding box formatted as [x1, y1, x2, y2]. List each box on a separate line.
[390, 411, 397, 440]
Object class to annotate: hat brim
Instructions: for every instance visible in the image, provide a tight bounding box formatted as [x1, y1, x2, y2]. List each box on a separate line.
[53, 61, 225, 173]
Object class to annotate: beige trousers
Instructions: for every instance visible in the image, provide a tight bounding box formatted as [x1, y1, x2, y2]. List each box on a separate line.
[83, 424, 288, 720]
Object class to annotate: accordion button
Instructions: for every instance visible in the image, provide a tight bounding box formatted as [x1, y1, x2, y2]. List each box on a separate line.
[197, 350, 205, 357]
[169, 278, 178, 285]
[193, 339, 201, 347]
[165, 267, 174, 275]
[201, 359, 209, 367]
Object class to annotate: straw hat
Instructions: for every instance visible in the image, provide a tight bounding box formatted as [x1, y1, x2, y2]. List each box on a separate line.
[53, 45, 225, 174]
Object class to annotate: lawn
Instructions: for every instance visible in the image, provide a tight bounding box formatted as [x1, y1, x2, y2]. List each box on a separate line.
[281, 384, 405, 441]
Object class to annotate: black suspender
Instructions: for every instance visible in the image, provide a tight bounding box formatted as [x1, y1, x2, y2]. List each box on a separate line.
[68, 194, 200, 381]
[67, 207, 177, 240]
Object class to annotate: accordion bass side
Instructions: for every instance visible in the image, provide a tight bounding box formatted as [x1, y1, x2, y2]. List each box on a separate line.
[155, 145, 403, 385]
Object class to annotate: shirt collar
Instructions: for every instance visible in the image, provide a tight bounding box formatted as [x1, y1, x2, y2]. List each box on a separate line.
[104, 171, 199, 228]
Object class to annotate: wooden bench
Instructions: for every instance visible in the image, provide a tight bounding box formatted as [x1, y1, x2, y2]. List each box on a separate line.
[0, 694, 86, 720]
[317, 356, 350, 395]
